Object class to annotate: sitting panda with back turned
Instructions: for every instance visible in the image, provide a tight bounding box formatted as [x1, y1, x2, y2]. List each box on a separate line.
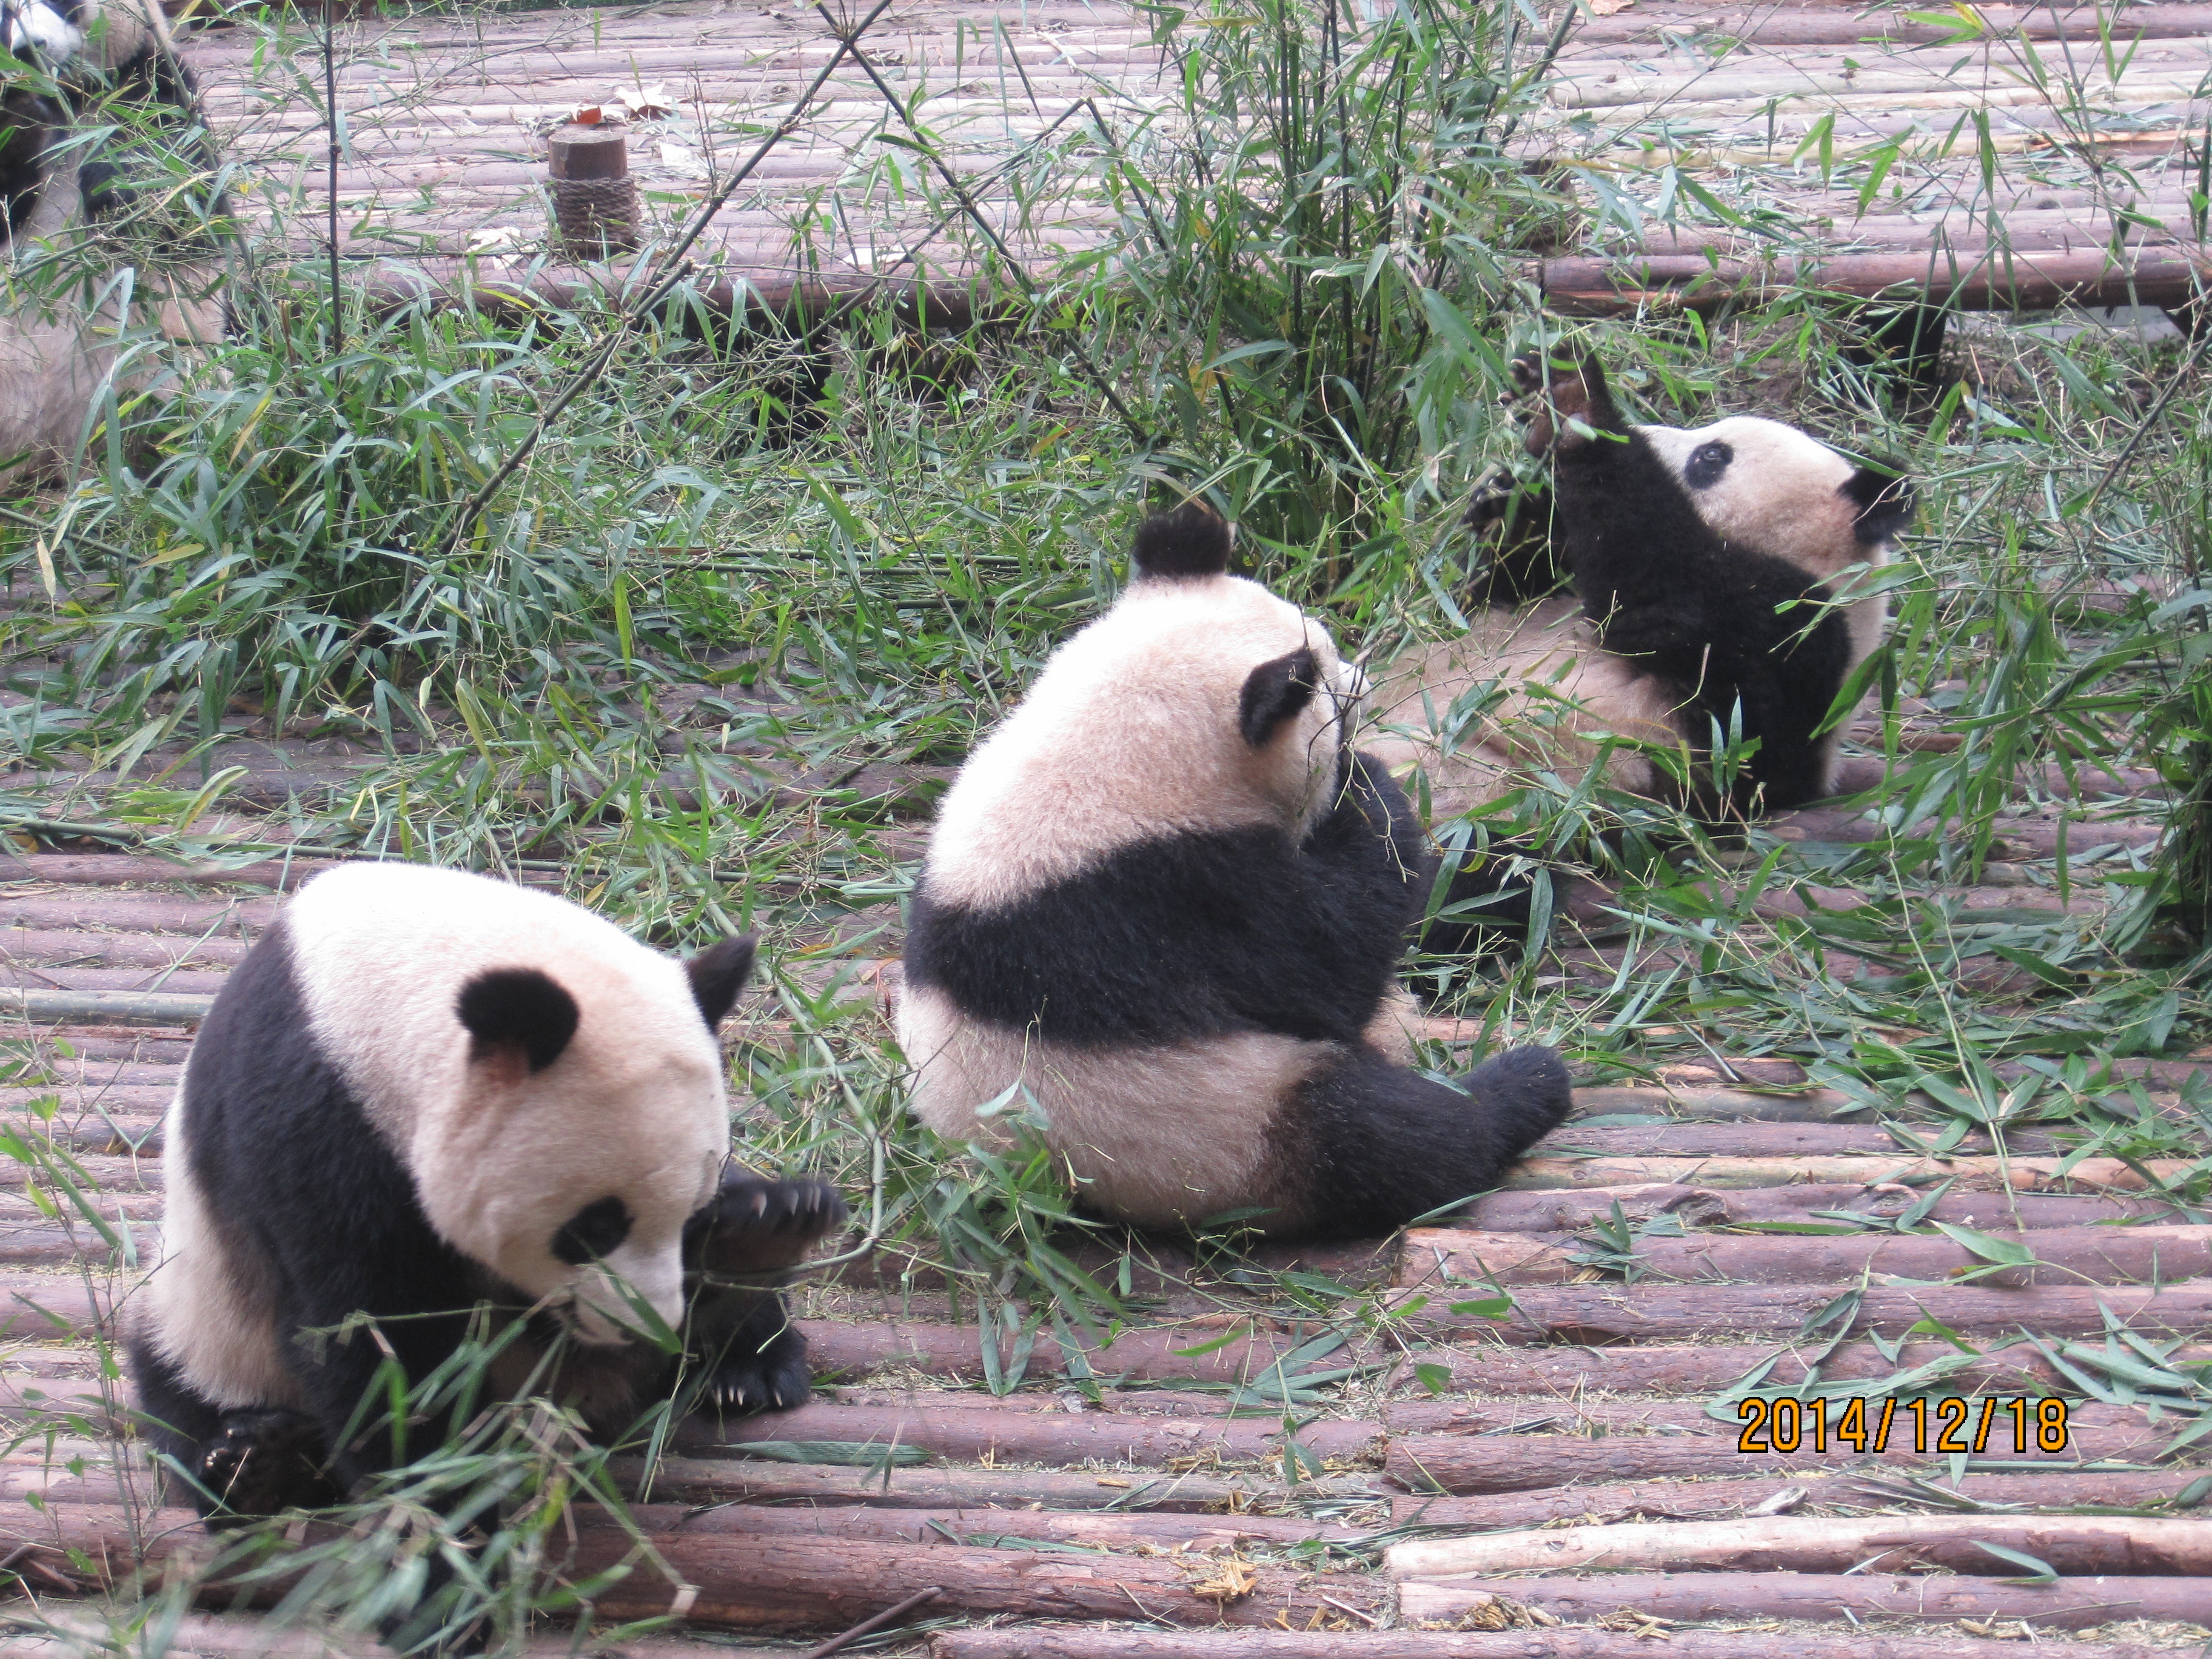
[126, 862, 845, 1521]
[898, 504, 1575, 1241]
[1366, 352, 1915, 943]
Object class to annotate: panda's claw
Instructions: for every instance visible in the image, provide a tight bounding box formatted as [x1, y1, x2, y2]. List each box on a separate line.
[193, 1409, 341, 1521]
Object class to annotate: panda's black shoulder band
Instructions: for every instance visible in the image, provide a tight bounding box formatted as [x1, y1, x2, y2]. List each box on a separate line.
[1131, 501, 1233, 580]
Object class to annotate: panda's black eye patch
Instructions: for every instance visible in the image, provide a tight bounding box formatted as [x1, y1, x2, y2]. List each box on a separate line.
[552, 1196, 631, 1265]
[1683, 440, 1733, 490]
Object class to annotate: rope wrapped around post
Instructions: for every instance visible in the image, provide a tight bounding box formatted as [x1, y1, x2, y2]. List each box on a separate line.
[546, 123, 638, 258]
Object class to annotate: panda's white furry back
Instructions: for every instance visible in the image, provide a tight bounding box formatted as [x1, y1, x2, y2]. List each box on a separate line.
[1369, 353, 1914, 828]
[899, 503, 1573, 1241]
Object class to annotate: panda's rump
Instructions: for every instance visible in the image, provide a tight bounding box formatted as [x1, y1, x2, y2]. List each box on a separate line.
[897, 982, 1324, 1230]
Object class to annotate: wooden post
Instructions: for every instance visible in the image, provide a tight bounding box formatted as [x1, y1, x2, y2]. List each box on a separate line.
[546, 124, 638, 259]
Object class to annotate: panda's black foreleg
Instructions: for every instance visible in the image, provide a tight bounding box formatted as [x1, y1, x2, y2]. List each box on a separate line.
[679, 1168, 846, 1416]
[124, 1334, 343, 1520]
[1274, 1044, 1572, 1238]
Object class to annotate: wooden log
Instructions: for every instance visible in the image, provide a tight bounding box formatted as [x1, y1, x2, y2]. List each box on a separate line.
[0, 893, 277, 933]
[361, 263, 991, 330]
[628, 1455, 1382, 1513]
[1826, 754, 2168, 803]
[3, 1501, 1390, 1633]
[1532, 1122, 2064, 1159]
[1564, 1085, 1855, 1123]
[25, 1607, 780, 1659]
[1496, 1155, 2191, 1193]
[0, 989, 216, 1027]
[1454, 1184, 2185, 1234]
[1770, 807, 2164, 858]
[930, 1627, 2180, 1659]
[1388, 1514, 2212, 1578]
[679, 1399, 1385, 1467]
[0, 1084, 173, 1113]
[1392, 1278, 2212, 1344]
[1387, 1339, 2212, 1400]
[1567, 1, 2212, 48]
[799, 1319, 1320, 1387]
[0, 1276, 100, 1343]
[1398, 1225, 2212, 1289]
[0, 929, 251, 970]
[0, 1025, 196, 1062]
[0, 968, 233, 999]
[1386, 1418, 2193, 1496]
[1390, 1467, 2207, 1530]
[0, 852, 340, 889]
[1395, 1572, 2212, 1631]
[625, 1501, 1356, 1550]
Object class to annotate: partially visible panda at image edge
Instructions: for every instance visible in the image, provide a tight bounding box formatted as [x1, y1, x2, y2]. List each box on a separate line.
[896, 504, 1575, 1244]
[4, 0, 224, 484]
[123, 862, 846, 1523]
[2, 0, 199, 232]
[1367, 353, 1917, 932]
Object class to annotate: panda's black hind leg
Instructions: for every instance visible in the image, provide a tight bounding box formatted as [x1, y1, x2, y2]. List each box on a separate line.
[682, 1169, 846, 1416]
[1462, 1045, 1576, 1148]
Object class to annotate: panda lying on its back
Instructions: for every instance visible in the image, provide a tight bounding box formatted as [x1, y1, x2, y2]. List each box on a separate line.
[898, 504, 1574, 1242]
[1367, 354, 1914, 929]
[126, 863, 845, 1521]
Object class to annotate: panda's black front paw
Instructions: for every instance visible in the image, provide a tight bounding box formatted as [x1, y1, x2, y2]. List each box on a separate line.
[686, 1170, 847, 1276]
[195, 1408, 343, 1521]
[1466, 468, 1517, 533]
[1505, 353, 1546, 401]
[705, 1319, 813, 1416]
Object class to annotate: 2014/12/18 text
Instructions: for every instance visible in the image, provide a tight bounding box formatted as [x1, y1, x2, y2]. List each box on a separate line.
[1734, 1396, 2070, 1455]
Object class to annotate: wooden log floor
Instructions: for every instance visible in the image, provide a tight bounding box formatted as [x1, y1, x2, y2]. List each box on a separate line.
[0, 676, 2203, 1655]
[172, 0, 2212, 320]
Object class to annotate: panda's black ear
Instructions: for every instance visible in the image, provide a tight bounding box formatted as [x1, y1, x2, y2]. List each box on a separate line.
[1572, 355, 1626, 426]
[457, 968, 579, 1074]
[1239, 646, 1319, 748]
[1843, 463, 1915, 545]
[686, 934, 757, 1029]
[1131, 502, 1233, 580]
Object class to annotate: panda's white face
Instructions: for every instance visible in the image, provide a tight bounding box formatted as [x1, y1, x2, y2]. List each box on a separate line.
[1635, 414, 1876, 581]
[280, 863, 736, 1349]
[427, 1047, 729, 1347]
[3, 1, 82, 60]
